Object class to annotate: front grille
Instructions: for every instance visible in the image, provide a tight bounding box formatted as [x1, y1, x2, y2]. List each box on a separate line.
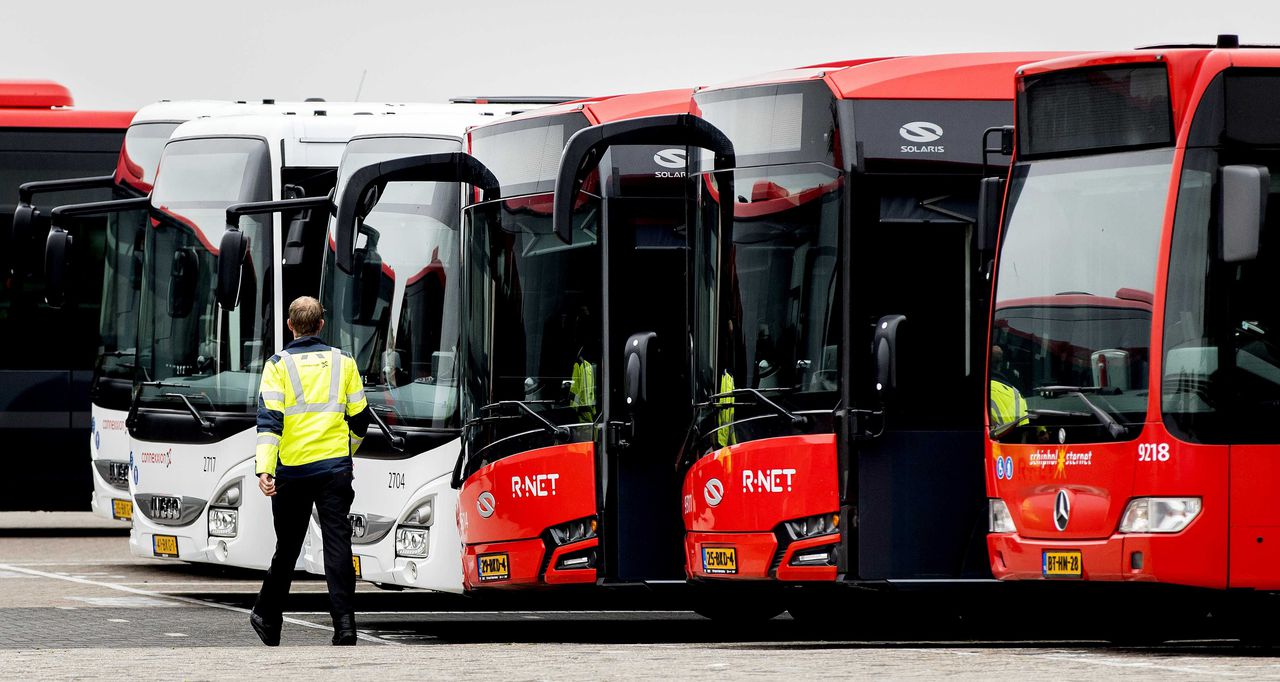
[106, 462, 130, 487]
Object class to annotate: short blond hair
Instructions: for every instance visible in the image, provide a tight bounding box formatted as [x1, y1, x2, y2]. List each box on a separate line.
[288, 296, 324, 336]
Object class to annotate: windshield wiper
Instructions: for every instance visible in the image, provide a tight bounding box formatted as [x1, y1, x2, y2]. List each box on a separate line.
[1035, 385, 1127, 439]
[989, 408, 1092, 439]
[367, 404, 406, 451]
[468, 400, 570, 441]
[705, 388, 806, 427]
[160, 392, 213, 431]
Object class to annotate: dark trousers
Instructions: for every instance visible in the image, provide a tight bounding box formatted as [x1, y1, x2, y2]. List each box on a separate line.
[254, 469, 356, 626]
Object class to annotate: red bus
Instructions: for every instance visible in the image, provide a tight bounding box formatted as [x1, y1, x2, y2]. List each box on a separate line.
[985, 37, 1280, 593]
[553, 54, 1075, 618]
[0, 81, 130, 510]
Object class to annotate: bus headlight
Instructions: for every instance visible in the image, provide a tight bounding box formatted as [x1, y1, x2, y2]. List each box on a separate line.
[782, 513, 839, 540]
[395, 527, 429, 558]
[1118, 497, 1201, 533]
[208, 508, 239, 538]
[988, 498, 1016, 533]
[402, 497, 434, 527]
[212, 479, 242, 507]
[547, 517, 597, 546]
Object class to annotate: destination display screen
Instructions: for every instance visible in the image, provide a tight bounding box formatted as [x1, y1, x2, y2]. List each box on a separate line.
[1018, 64, 1173, 158]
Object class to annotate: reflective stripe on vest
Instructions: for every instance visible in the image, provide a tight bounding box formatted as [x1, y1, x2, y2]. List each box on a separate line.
[278, 349, 347, 415]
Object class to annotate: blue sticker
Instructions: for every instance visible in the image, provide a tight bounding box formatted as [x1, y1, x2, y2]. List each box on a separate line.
[94, 430, 101, 451]
[130, 450, 139, 486]
[1003, 456, 1014, 480]
[995, 457, 1006, 480]
[90, 416, 96, 434]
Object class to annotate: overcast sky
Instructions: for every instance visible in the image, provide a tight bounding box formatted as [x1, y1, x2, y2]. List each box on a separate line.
[4, 0, 1278, 110]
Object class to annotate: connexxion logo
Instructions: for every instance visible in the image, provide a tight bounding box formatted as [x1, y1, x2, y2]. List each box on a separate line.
[898, 121, 945, 153]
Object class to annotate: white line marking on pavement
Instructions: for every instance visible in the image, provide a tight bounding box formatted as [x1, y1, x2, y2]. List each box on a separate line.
[68, 596, 176, 608]
[107, 619, 129, 623]
[164, 633, 188, 638]
[0, 570, 37, 578]
[1037, 652, 1245, 677]
[0, 562, 396, 646]
[287, 610, 693, 616]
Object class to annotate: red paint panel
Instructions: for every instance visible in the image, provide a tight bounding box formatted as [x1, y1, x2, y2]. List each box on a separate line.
[462, 538, 544, 590]
[774, 535, 839, 582]
[826, 52, 1076, 101]
[544, 537, 599, 586]
[1230, 444, 1280, 588]
[458, 442, 596, 546]
[0, 110, 132, 129]
[682, 434, 838, 534]
[685, 531, 778, 580]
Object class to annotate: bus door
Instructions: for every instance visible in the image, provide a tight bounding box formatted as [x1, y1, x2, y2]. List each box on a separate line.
[598, 145, 690, 582]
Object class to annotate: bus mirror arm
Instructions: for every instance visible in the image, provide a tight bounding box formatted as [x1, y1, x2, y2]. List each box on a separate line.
[976, 176, 1005, 254]
[335, 153, 499, 273]
[42, 197, 149, 309]
[1220, 164, 1268, 263]
[13, 176, 116, 278]
[554, 114, 736, 244]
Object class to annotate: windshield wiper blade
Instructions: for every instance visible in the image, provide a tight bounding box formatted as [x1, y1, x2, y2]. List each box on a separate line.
[160, 392, 213, 431]
[1035, 385, 1127, 439]
[707, 388, 806, 426]
[989, 408, 1092, 439]
[469, 400, 570, 441]
[367, 404, 406, 451]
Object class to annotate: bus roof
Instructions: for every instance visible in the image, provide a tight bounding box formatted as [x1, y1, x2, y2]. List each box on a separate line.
[699, 53, 1078, 100]
[0, 80, 132, 129]
[469, 89, 693, 132]
[0, 80, 74, 107]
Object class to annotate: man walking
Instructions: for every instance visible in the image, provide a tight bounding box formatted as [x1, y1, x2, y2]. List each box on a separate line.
[250, 296, 370, 646]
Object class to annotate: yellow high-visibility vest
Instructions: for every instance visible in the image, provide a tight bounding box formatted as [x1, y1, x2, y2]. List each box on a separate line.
[570, 359, 597, 422]
[717, 370, 737, 447]
[255, 346, 367, 477]
[989, 380, 1028, 430]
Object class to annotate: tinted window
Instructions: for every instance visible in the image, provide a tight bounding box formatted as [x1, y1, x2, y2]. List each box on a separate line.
[1018, 65, 1173, 158]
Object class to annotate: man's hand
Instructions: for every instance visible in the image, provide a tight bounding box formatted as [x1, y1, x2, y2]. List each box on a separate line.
[259, 473, 276, 497]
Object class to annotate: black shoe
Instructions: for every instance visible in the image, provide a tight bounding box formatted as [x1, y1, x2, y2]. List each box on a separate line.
[332, 613, 357, 646]
[250, 611, 281, 646]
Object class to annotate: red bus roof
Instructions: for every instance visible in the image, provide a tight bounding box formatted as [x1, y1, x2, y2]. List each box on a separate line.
[825, 52, 1079, 100]
[699, 53, 1079, 101]
[0, 80, 132, 129]
[0, 80, 74, 108]
[471, 88, 694, 132]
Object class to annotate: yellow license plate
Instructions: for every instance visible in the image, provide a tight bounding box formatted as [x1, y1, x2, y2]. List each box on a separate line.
[352, 555, 362, 579]
[153, 534, 179, 558]
[702, 547, 737, 575]
[1043, 550, 1082, 578]
[477, 552, 510, 582]
[111, 499, 132, 521]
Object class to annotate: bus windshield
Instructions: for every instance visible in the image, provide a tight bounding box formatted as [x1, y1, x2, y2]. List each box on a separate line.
[692, 164, 842, 449]
[322, 135, 465, 430]
[462, 195, 601, 459]
[990, 149, 1173, 442]
[119, 122, 179, 191]
[95, 189, 147, 396]
[135, 137, 273, 412]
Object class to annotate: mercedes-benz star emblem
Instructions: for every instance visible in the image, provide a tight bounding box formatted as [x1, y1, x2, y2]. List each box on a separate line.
[1054, 489, 1071, 531]
[703, 478, 724, 507]
[477, 491, 496, 518]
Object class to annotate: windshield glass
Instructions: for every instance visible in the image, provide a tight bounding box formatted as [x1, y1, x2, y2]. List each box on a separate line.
[119, 122, 179, 190]
[136, 137, 273, 411]
[321, 135, 465, 429]
[692, 164, 842, 450]
[990, 149, 1173, 442]
[96, 188, 148, 389]
[462, 194, 601, 460]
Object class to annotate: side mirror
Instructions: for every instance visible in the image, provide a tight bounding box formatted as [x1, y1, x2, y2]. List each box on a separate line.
[215, 229, 250, 311]
[976, 176, 1005, 254]
[169, 248, 200, 318]
[873, 315, 906, 399]
[1221, 164, 1268, 263]
[623, 331, 657, 412]
[44, 227, 73, 308]
[349, 241, 384, 325]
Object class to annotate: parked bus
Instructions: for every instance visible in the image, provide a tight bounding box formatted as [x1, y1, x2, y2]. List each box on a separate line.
[985, 38, 1280, 594]
[221, 102, 561, 591]
[23, 100, 255, 521]
[341, 91, 698, 591]
[0, 80, 130, 510]
[553, 53, 1073, 618]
